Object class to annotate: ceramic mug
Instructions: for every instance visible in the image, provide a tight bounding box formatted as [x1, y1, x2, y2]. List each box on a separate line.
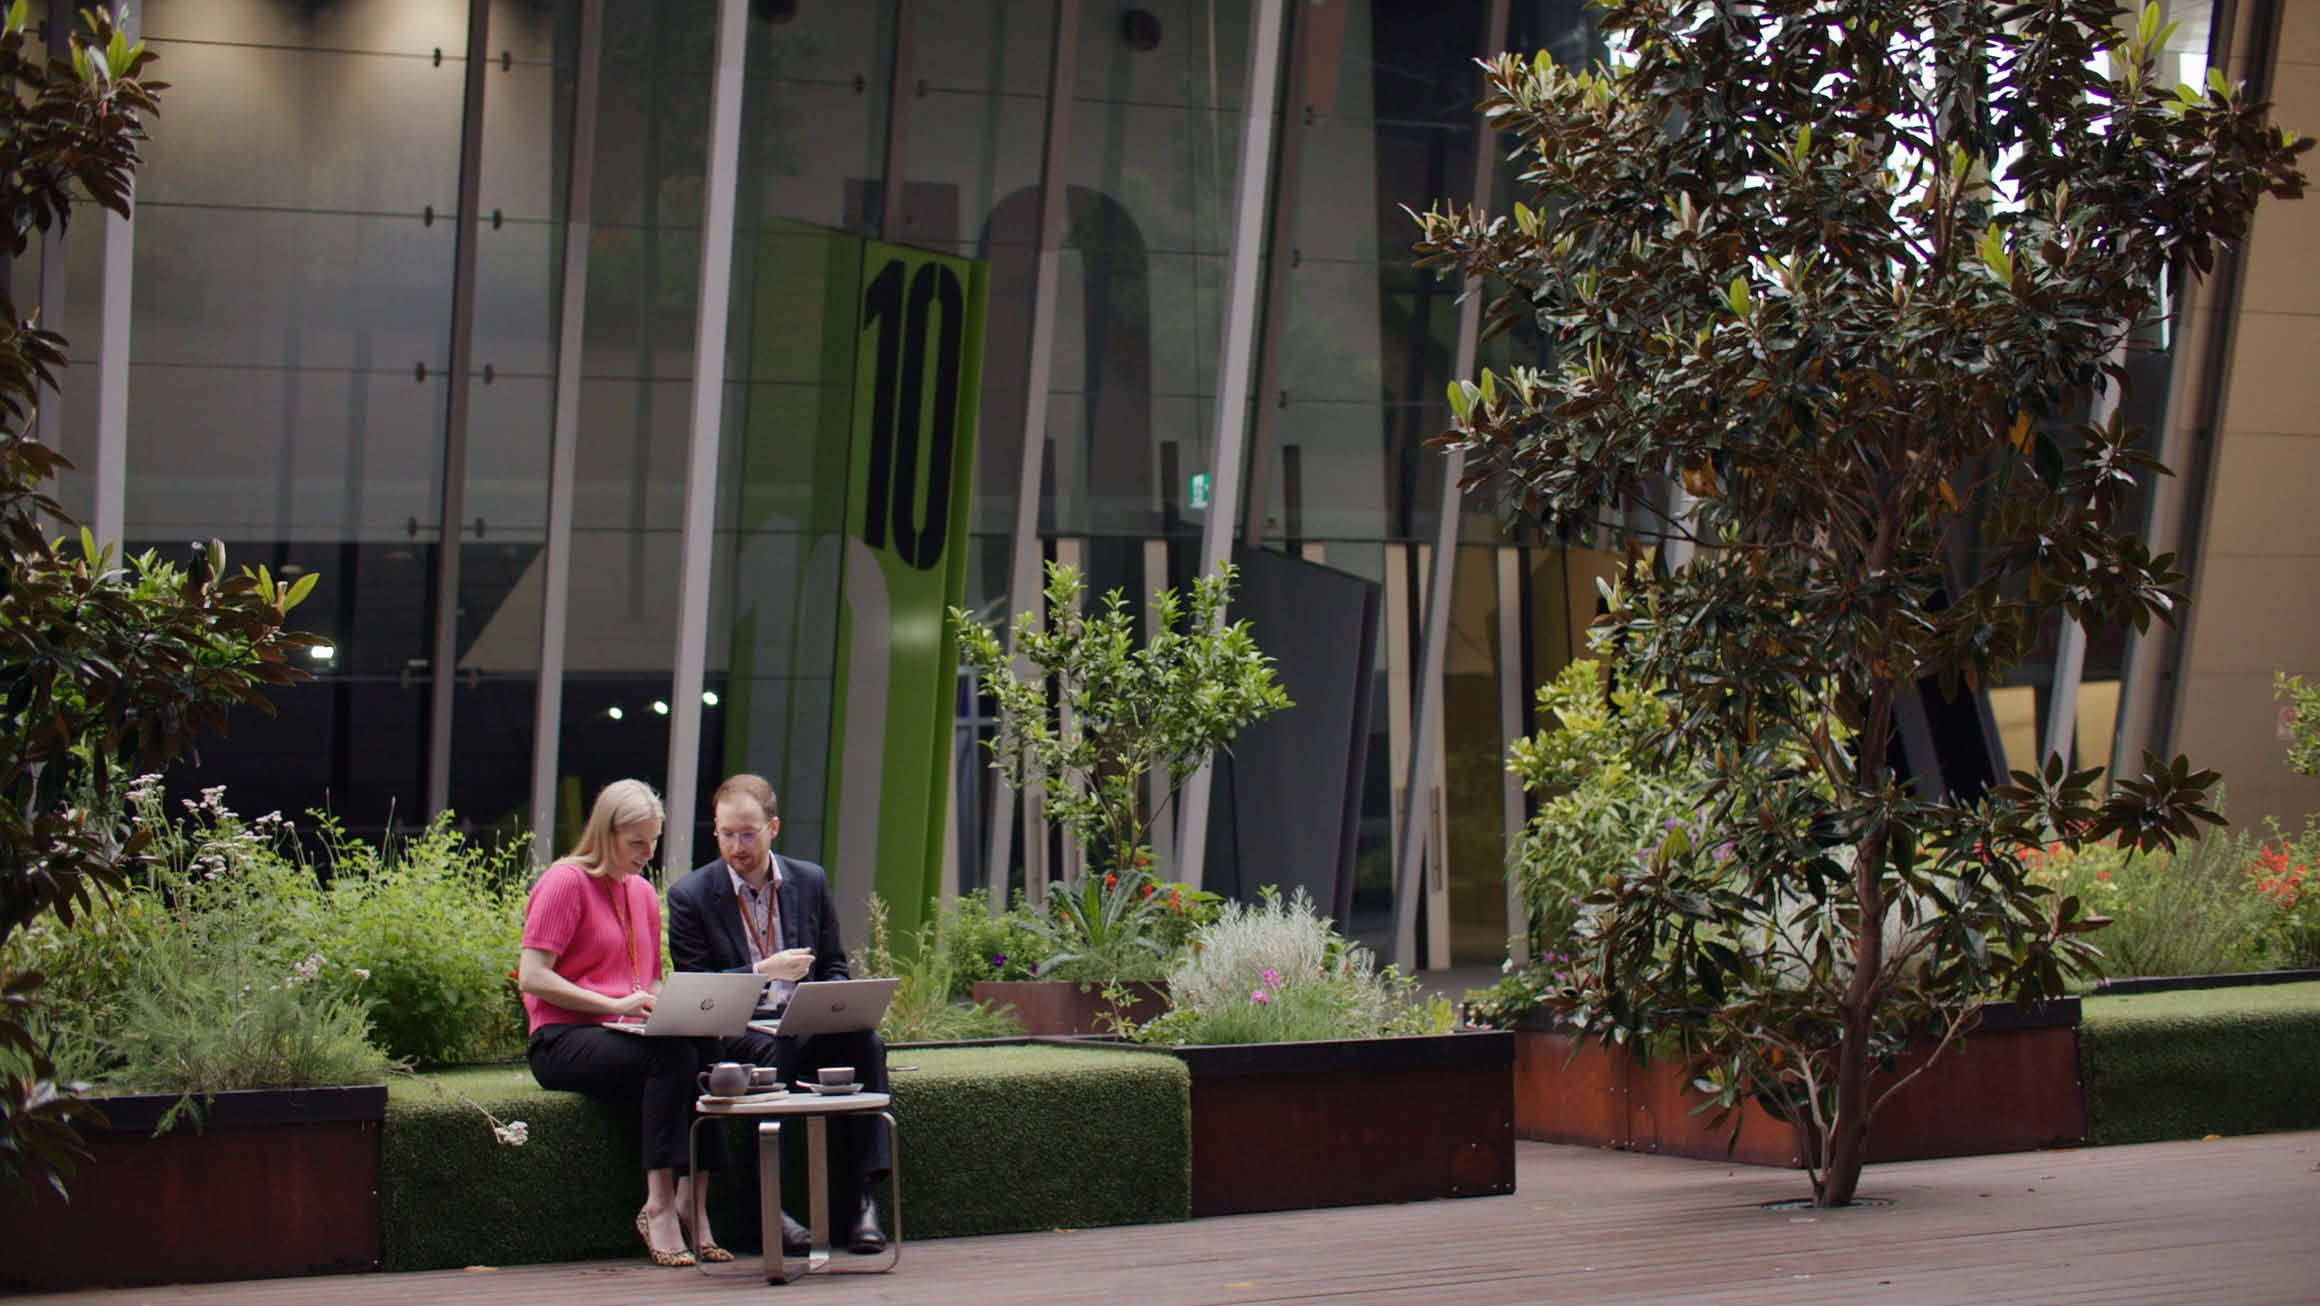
[749, 1065, 783, 1090]
[700, 1061, 751, 1097]
[816, 1065, 855, 1088]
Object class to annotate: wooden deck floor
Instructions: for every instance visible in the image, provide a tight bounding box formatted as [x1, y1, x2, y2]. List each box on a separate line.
[20, 1132, 2318, 1306]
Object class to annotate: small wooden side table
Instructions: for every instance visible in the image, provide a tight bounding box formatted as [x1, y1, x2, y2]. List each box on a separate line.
[689, 1090, 899, 1284]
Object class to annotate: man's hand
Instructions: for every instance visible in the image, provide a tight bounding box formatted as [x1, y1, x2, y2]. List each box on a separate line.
[757, 948, 814, 981]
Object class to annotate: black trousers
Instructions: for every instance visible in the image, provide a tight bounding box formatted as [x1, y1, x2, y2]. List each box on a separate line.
[529, 1022, 726, 1174]
[721, 1026, 893, 1197]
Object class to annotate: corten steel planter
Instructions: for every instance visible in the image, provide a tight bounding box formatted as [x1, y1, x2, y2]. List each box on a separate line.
[0, 1084, 386, 1292]
[972, 979, 1168, 1035]
[1512, 999, 2084, 1167]
[1159, 1030, 1516, 1216]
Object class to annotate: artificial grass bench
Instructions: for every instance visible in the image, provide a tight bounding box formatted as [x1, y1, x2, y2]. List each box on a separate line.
[2079, 980, 2320, 1146]
[382, 1043, 1190, 1271]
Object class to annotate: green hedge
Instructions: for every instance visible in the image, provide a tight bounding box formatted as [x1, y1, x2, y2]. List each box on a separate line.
[381, 1045, 1189, 1270]
[2080, 981, 2320, 1145]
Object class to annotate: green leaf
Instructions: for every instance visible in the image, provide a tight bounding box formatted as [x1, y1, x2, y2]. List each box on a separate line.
[1726, 276, 1750, 316]
[1980, 225, 2011, 281]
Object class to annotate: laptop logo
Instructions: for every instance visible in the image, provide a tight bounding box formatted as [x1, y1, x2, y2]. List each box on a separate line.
[700, 998, 717, 1011]
[832, 1002, 846, 1012]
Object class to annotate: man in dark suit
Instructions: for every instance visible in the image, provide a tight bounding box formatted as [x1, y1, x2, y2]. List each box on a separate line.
[666, 773, 892, 1255]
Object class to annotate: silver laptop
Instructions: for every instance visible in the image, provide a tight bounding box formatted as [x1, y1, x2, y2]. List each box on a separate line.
[605, 971, 769, 1037]
[748, 978, 899, 1039]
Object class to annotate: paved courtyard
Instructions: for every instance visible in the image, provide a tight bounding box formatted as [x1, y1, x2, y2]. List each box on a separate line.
[19, 1130, 2318, 1305]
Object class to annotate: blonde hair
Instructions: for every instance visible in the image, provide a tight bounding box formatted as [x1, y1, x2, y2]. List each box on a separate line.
[565, 778, 666, 874]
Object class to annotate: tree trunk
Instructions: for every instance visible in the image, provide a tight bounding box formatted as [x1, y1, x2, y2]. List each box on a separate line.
[1819, 994, 1873, 1206]
[1820, 682, 1897, 1207]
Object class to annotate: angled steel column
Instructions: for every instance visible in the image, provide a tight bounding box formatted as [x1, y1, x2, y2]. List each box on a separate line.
[1238, 0, 1325, 550]
[986, 0, 1081, 904]
[530, 0, 604, 867]
[1173, 0, 1289, 891]
[2116, 0, 2271, 775]
[34, 13, 68, 463]
[1393, 0, 1508, 973]
[662, 0, 749, 879]
[425, 0, 493, 821]
[90, 0, 139, 548]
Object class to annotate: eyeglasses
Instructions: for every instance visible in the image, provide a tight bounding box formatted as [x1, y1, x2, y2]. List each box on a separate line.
[715, 827, 766, 846]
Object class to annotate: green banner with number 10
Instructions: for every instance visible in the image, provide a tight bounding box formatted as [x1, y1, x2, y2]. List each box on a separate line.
[826, 241, 986, 945]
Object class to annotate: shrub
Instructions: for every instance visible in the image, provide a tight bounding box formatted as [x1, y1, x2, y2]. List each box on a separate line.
[302, 814, 531, 1066]
[99, 912, 387, 1098]
[862, 895, 1025, 1043]
[1504, 659, 1701, 957]
[21, 784, 530, 1084]
[935, 888, 1045, 993]
[1132, 889, 1451, 1045]
[1024, 866, 1219, 983]
[2027, 827, 2284, 980]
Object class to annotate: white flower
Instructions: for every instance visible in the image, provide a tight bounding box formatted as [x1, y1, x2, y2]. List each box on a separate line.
[352, 967, 371, 980]
[493, 1120, 530, 1146]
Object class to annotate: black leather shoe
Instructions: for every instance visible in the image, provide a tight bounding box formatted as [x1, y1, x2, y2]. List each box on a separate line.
[779, 1210, 811, 1257]
[846, 1197, 886, 1254]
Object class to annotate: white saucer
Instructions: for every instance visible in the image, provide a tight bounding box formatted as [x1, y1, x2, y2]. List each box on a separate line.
[803, 1082, 863, 1095]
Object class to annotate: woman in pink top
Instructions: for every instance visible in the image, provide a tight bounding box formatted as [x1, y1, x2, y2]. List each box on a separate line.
[518, 779, 730, 1267]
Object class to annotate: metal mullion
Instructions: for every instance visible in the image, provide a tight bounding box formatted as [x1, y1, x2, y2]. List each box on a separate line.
[1496, 545, 1527, 966]
[1174, 0, 1291, 891]
[425, 0, 493, 822]
[1393, 0, 1508, 973]
[661, 0, 749, 881]
[880, 0, 914, 240]
[986, 0, 1082, 899]
[90, 0, 138, 548]
[529, 0, 603, 867]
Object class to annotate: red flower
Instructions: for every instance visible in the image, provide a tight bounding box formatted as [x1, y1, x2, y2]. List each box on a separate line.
[1104, 873, 1117, 890]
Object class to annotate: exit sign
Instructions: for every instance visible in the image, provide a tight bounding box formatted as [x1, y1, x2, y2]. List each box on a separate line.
[1187, 472, 1210, 510]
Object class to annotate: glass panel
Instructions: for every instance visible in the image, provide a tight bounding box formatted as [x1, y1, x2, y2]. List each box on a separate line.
[548, 0, 726, 835]
[445, 2, 578, 832]
[128, 2, 468, 842]
[1443, 543, 1507, 965]
[692, 1, 903, 865]
[1049, 1, 1247, 539]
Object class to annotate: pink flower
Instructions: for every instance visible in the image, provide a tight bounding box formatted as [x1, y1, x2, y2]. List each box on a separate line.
[1260, 968, 1281, 986]
[1250, 988, 1270, 1006]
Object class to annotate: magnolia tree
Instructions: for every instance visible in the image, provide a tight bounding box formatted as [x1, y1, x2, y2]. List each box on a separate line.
[1, 11, 316, 1195]
[1414, 0, 2307, 1206]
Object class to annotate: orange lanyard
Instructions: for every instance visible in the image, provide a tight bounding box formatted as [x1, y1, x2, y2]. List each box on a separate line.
[601, 874, 644, 992]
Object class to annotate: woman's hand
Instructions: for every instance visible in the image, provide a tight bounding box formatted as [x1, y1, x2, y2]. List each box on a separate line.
[611, 988, 656, 1018]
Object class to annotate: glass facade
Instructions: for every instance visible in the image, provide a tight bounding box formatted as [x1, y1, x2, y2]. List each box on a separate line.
[49, 0, 2189, 968]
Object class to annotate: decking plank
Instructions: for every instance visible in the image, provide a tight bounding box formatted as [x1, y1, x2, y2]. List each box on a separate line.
[10, 1132, 2314, 1305]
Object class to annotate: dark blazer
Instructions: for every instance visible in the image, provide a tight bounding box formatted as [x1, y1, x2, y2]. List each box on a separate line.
[666, 854, 852, 989]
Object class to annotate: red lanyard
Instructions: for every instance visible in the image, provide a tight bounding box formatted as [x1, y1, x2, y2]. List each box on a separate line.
[737, 872, 777, 962]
